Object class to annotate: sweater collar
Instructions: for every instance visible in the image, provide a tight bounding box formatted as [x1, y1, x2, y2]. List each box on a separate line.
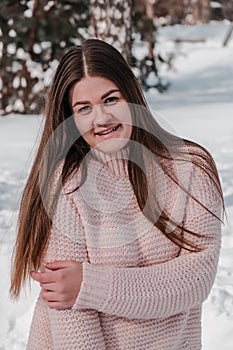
[90, 146, 129, 178]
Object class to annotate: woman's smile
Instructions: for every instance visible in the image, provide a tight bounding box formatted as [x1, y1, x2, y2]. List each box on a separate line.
[94, 123, 121, 136]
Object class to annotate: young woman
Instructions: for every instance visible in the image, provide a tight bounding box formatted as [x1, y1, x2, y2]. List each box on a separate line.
[10, 39, 224, 350]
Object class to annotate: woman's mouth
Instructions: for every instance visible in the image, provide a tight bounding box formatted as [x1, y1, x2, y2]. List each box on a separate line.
[95, 124, 121, 136]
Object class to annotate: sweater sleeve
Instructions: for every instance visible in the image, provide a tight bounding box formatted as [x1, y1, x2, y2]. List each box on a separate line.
[27, 180, 106, 350]
[73, 163, 223, 320]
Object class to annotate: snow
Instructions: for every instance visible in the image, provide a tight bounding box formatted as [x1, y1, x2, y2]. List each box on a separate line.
[0, 21, 233, 349]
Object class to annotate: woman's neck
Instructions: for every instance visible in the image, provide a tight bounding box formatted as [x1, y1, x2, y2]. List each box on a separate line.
[90, 146, 129, 178]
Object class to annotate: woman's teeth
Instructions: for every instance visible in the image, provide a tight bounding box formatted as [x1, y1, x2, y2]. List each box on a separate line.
[97, 125, 119, 135]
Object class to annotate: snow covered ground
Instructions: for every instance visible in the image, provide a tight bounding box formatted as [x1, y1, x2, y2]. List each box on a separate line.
[0, 21, 233, 349]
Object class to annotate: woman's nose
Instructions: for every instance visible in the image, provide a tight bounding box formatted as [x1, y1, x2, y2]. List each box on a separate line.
[93, 104, 112, 126]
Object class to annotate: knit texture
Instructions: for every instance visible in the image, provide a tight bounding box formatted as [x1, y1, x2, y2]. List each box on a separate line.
[27, 145, 222, 350]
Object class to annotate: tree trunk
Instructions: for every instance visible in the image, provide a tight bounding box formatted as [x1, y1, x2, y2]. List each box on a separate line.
[88, 0, 133, 63]
[191, 0, 210, 23]
[0, 41, 9, 114]
[145, 0, 155, 59]
[28, 0, 40, 60]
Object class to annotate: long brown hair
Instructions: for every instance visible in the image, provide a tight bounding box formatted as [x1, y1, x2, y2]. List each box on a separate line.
[10, 39, 224, 298]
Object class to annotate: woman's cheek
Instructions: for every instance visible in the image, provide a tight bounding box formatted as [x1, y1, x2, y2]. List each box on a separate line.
[74, 116, 89, 135]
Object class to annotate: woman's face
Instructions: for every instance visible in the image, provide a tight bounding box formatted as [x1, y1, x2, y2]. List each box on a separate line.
[71, 76, 133, 153]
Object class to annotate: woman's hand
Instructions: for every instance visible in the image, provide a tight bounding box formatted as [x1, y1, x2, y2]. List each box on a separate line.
[31, 260, 83, 310]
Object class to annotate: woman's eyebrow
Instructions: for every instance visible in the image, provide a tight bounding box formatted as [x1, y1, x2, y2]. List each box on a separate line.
[101, 89, 120, 100]
[72, 100, 90, 108]
[72, 89, 120, 108]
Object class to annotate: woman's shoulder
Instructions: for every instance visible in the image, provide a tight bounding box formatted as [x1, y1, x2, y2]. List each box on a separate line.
[148, 138, 213, 176]
[181, 139, 220, 187]
[180, 140, 223, 212]
[160, 137, 217, 177]
[182, 139, 213, 159]
[148, 137, 222, 202]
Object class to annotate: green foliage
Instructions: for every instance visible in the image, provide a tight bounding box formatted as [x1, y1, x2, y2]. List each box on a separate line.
[0, 0, 89, 114]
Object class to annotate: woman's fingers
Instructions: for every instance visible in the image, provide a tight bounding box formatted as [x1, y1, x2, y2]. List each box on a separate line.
[45, 301, 70, 310]
[41, 289, 61, 301]
[41, 289, 72, 309]
[39, 282, 56, 291]
[31, 270, 57, 284]
[45, 260, 73, 270]
[31, 260, 83, 309]
[41, 289, 65, 302]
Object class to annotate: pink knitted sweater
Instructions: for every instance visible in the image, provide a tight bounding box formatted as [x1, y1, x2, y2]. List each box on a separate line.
[27, 145, 222, 350]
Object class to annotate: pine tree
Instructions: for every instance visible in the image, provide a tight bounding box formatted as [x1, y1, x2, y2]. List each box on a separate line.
[0, 0, 89, 115]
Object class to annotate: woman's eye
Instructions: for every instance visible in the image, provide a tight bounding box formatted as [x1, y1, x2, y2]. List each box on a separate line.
[104, 96, 118, 105]
[78, 105, 92, 115]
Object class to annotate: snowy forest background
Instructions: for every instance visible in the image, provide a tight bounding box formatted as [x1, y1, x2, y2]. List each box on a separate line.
[0, 1, 233, 349]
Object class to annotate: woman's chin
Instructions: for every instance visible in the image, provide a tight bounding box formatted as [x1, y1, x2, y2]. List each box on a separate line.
[94, 138, 129, 154]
